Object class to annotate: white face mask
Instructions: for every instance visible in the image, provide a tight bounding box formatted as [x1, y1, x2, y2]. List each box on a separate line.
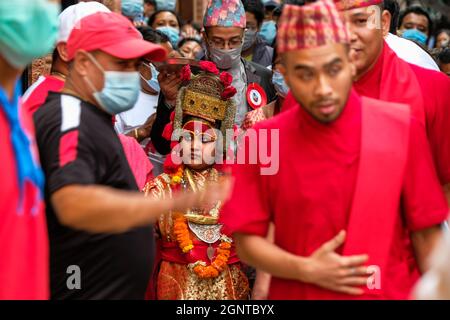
[208, 46, 242, 70]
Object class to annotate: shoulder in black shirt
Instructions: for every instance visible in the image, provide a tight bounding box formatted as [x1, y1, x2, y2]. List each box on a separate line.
[34, 92, 154, 300]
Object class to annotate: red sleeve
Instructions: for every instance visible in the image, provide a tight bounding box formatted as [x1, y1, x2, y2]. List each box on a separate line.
[220, 131, 271, 237]
[402, 117, 449, 231]
[415, 67, 450, 185]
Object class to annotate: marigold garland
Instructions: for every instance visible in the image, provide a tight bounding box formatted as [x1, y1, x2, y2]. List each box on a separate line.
[170, 169, 231, 278]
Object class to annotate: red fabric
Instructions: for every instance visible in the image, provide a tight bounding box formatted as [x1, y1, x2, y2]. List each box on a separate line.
[334, 0, 382, 11]
[281, 91, 297, 111]
[407, 64, 450, 185]
[0, 100, 49, 299]
[312, 98, 411, 299]
[160, 240, 240, 265]
[118, 134, 153, 190]
[354, 42, 450, 185]
[182, 120, 214, 133]
[145, 238, 241, 300]
[354, 42, 425, 123]
[22, 76, 65, 115]
[220, 89, 448, 300]
[59, 130, 79, 167]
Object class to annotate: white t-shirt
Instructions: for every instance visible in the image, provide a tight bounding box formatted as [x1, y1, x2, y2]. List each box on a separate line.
[385, 33, 440, 71]
[115, 91, 159, 134]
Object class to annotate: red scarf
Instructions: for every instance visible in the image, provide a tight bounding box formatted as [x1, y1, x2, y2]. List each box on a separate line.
[354, 42, 425, 124]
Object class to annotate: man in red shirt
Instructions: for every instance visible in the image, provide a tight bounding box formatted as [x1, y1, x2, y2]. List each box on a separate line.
[335, 0, 450, 202]
[221, 0, 448, 300]
[22, 1, 110, 115]
[0, 0, 61, 299]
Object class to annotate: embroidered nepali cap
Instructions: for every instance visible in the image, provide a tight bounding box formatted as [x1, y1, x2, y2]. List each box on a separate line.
[203, 0, 246, 28]
[334, 0, 382, 11]
[277, 0, 349, 53]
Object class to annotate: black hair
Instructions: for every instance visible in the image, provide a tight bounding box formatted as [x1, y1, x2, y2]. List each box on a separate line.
[242, 0, 265, 26]
[436, 29, 450, 40]
[178, 37, 202, 48]
[438, 47, 450, 64]
[398, 6, 433, 36]
[148, 10, 182, 29]
[383, 0, 399, 34]
[137, 26, 170, 44]
[271, 41, 278, 67]
[273, 4, 283, 17]
[144, 0, 156, 5]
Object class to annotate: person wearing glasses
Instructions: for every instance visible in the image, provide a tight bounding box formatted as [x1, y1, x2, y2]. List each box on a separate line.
[150, 0, 276, 156]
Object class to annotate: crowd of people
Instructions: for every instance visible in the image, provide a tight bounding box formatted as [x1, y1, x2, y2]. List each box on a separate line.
[1, 0, 449, 300]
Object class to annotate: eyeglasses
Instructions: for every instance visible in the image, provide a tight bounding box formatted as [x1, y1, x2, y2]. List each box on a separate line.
[206, 36, 244, 50]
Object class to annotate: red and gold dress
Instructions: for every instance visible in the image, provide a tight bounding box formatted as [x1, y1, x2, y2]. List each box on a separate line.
[144, 166, 249, 300]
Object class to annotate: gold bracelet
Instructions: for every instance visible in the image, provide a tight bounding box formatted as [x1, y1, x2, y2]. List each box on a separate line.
[134, 128, 139, 140]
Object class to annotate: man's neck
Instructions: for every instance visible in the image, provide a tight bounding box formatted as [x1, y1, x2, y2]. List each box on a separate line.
[0, 56, 22, 101]
[50, 60, 68, 81]
[354, 42, 384, 82]
[62, 77, 97, 107]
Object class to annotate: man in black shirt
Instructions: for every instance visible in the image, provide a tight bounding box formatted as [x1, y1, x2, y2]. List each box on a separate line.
[34, 12, 230, 299]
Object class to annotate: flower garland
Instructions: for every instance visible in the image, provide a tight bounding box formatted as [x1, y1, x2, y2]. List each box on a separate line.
[170, 168, 232, 278]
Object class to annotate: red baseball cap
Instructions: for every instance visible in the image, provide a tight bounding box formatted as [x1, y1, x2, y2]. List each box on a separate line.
[66, 12, 167, 62]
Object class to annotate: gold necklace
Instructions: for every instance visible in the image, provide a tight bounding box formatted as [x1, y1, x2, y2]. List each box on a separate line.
[183, 167, 221, 224]
[51, 71, 66, 81]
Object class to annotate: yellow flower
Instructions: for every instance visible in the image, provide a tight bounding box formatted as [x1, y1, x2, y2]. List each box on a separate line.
[182, 244, 194, 253]
[172, 175, 182, 184]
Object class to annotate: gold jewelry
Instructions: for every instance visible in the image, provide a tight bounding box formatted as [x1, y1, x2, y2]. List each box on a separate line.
[51, 71, 66, 80]
[134, 128, 139, 140]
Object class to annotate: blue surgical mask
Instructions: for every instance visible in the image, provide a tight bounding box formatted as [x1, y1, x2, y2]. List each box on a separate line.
[121, 0, 144, 21]
[0, 0, 60, 69]
[141, 63, 160, 93]
[157, 26, 180, 49]
[260, 20, 277, 46]
[155, 0, 177, 11]
[272, 70, 289, 97]
[401, 29, 427, 45]
[85, 53, 141, 115]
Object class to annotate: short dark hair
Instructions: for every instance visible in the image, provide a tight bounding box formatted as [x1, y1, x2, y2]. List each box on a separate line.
[148, 10, 182, 29]
[178, 37, 202, 49]
[383, 0, 399, 34]
[438, 47, 450, 64]
[137, 26, 170, 44]
[242, 0, 265, 26]
[436, 29, 450, 40]
[144, 0, 156, 5]
[398, 6, 433, 36]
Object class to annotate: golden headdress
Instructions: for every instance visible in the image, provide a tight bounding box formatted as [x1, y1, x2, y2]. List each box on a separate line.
[163, 61, 237, 155]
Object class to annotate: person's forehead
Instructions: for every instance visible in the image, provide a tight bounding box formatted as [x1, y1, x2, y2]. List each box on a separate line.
[94, 50, 140, 63]
[345, 7, 372, 18]
[156, 11, 177, 21]
[183, 41, 201, 49]
[404, 12, 429, 26]
[284, 44, 346, 68]
[245, 12, 257, 22]
[208, 26, 243, 39]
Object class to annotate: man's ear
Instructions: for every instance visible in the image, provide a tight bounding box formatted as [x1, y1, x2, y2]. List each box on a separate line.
[72, 50, 90, 77]
[381, 9, 391, 37]
[278, 61, 289, 86]
[56, 42, 69, 62]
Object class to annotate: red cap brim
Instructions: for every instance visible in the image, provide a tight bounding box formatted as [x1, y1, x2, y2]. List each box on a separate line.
[101, 38, 167, 62]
